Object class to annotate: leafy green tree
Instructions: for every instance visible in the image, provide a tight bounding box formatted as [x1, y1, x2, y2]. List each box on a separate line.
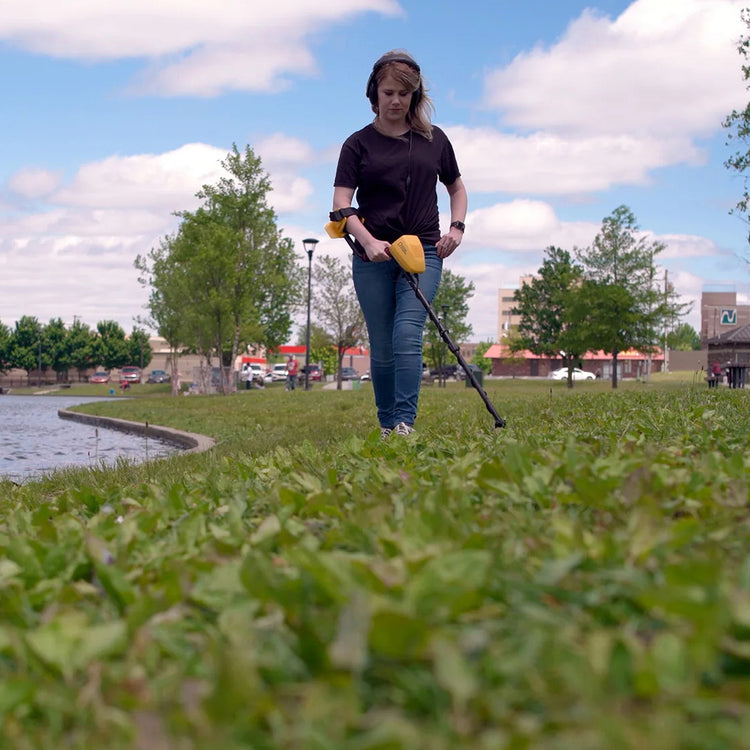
[68, 319, 98, 379]
[666, 322, 700, 351]
[135, 233, 190, 395]
[43, 318, 71, 382]
[512, 246, 585, 387]
[139, 144, 303, 394]
[296, 323, 338, 378]
[471, 340, 495, 375]
[576, 205, 687, 388]
[128, 327, 152, 370]
[312, 254, 364, 390]
[424, 269, 474, 377]
[10, 316, 45, 377]
[0, 322, 12, 374]
[92, 320, 129, 370]
[723, 9, 750, 230]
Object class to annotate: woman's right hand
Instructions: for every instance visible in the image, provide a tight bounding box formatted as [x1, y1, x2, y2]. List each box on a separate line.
[363, 238, 392, 263]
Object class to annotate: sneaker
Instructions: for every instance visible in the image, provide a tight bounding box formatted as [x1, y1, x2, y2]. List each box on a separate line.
[380, 427, 393, 441]
[393, 422, 414, 437]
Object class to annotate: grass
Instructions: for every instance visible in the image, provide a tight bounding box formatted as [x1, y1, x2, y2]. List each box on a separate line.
[1, 376, 750, 749]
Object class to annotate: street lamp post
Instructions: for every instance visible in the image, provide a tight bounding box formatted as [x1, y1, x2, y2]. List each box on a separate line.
[303, 238, 319, 391]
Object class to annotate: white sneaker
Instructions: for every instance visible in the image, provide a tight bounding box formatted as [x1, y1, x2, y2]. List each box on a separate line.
[380, 427, 393, 440]
[393, 422, 414, 437]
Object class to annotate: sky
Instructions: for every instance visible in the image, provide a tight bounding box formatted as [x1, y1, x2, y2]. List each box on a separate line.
[1, 0, 749, 343]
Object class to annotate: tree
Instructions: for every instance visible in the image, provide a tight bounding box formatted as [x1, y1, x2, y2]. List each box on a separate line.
[128, 326, 152, 370]
[137, 144, 303, 395]
[43, 318, 71, 382]
[576, 205, 687, 388]
[667, 322, 700, 351]
[312, 254, 364, 390]
[512, 246, 585, 388]
[296, 322, 338, 378]
[68, 319, 98, 379]
[724, 8, 750, 233]
[10, 316, 45, 377]
[0, 322, 13, 374]
[471, 340, 495, 375]
[92, 320, 130, 371]
[135, 233, 191, 395]
[424, 269, 474, 379]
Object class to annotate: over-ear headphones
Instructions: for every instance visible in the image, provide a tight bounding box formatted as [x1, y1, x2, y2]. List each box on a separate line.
[366, 51, 423, 111]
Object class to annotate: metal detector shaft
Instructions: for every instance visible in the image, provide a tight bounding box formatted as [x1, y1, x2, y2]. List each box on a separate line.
[403, 273, 506, 429]
[341, 233, 505, 428]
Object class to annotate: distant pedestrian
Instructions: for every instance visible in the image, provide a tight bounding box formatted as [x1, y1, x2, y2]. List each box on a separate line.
[241, 363, 251, 390]
[286, 355, 298, 391]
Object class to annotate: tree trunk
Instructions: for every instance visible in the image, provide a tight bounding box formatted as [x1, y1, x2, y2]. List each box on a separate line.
[611, 348, 619, 389]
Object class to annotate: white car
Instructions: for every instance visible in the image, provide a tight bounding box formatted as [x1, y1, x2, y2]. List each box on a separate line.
[550, 367, 595, 381]
[271, 363, 289, 382]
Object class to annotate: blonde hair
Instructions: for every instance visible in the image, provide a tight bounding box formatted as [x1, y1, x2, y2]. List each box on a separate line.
[370, 50, 434, 141]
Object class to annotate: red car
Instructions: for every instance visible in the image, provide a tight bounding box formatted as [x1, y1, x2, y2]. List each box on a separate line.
[299, 364, 323, 382]
[90, 371, 110, 384]
[120, 366, 142, 384]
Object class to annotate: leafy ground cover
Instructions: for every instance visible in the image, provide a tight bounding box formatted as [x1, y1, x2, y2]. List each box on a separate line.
[1, 380, 750, 749]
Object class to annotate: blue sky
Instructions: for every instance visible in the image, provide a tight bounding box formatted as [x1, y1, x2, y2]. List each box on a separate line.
[1, 0, 748, 342]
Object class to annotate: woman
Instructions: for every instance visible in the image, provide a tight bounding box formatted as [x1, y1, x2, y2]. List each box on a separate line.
[332, 50, 467, 439]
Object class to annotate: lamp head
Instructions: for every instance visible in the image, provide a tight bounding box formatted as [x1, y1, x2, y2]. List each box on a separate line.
[303, 238, 319, 257]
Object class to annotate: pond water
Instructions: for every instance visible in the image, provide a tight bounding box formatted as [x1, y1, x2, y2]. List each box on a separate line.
[0, 395, 180, 483]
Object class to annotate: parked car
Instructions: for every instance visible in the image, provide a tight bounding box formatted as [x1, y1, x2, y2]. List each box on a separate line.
[248, 363, 264, 382]
[89, 371, 110, 384]
[359, 371, 371, 382]
[299, 363, 323, 382]
[271, 363, 289, 382]
[147, 369, 170, 384]
[120, 366, 142, 384]
[338, 367, 358, 381]
[549, 367, 595, 381]
[430, 364, 460, 380]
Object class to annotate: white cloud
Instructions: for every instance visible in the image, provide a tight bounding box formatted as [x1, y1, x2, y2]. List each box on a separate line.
[52, 143, 226, 210]
[656, 233, 725, 260]
[483, 0, 746, 139]
[447, 126, 702, 195]
[6, 167, 62, 199]
[255, 134, 317, 214]
[0, 0, 402, 96]
[0, 139, 325, 332]
[456, 200, 599, 253]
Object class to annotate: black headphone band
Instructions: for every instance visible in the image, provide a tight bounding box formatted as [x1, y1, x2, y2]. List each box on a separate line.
[366, 53, 422, 105]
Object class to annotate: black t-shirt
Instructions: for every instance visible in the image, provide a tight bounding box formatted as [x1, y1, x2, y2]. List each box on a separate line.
[334, 124, 461, 246]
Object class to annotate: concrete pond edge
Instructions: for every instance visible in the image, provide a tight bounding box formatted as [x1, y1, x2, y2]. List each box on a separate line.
[58, 409, 216, 456]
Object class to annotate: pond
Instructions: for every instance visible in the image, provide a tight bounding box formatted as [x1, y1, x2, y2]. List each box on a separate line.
[0, 395, 180, 483]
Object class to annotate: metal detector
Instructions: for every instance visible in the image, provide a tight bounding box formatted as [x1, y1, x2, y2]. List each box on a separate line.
[325, 220, 506, 429]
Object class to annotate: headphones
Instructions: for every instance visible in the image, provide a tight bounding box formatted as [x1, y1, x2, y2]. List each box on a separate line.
[366, 52, 423, 111]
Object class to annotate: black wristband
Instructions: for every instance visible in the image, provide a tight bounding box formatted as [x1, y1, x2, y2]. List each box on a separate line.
[330, 207, 358, 222]
[450, 220, 465, 232]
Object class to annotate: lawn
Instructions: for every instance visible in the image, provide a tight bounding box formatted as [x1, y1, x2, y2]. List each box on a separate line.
[1, 377, 749, 749]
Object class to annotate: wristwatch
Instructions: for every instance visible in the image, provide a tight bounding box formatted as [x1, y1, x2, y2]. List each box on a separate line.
[450, 220, 465, 232]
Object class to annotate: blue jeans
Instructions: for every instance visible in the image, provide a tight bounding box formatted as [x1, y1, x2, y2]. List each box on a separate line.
[352, 245, 442, 428]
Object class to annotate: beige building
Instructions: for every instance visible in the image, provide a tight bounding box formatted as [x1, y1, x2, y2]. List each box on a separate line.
[701, 288, 750, 344]
[497, 276, 534, 341]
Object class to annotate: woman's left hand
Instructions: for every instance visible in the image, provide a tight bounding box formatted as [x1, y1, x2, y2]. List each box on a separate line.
[436, 227, 463, 259]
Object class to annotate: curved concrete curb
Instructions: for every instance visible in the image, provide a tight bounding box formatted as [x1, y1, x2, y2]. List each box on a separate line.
[58, 409, 216, 455]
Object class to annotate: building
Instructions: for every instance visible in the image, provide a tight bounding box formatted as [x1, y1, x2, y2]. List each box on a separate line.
[497, 276, 533, 342]
[483, 341, 664, 379]
[701, 287, 750, 344]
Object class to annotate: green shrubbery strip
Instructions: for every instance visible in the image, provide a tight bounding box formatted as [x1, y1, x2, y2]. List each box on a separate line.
[1, 381, 749, 749]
